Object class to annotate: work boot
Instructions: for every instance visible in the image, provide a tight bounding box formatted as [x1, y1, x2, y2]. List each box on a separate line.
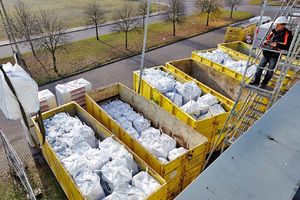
[249, 80, 259, 85]
[258, 83, 267, 89]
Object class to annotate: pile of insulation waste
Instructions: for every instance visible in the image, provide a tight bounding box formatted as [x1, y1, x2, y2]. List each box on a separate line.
[196, 49, 256, 76]
[44, 112, 161, 200]
[138, 68, 226, 121]
[101, 100, 188, 164]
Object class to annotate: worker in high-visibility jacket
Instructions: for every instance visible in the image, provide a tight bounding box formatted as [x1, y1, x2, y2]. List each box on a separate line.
[249, 16, 293, 89]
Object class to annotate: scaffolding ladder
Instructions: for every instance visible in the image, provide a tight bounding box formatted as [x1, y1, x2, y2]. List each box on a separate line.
[203, 0, 300, 170]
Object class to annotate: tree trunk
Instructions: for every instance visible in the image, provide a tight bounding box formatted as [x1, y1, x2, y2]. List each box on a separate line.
[143, 16, 145, 29]
[29, 40, 37, 57]
[206, 13, 209, 26]
[230, 6, 234, 19]
[52, 52, 57, 72]
[173, 21, 176, 36]
[125, 31, 128, 50]
[95, 22, 99, 40]
[29, 38, 48, 74]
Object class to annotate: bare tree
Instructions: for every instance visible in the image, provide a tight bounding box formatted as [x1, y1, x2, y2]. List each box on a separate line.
[196, 0, 223, 26]
[9, 1, 50, 72]
[83, 2, 106, 40]
[163, 0, 186, 36]
[35, 11, 68, 73]
[10, 1, 37, 55]
[112, 5, 137, 50]
[138, 1, 148, 29]
[224, 0, 242, 19]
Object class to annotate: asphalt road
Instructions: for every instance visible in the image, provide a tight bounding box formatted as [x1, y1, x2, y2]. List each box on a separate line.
[0, 1, 276, 151]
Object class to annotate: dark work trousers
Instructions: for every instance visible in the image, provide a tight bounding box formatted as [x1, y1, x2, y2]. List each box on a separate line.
[253, 55, 278, 85]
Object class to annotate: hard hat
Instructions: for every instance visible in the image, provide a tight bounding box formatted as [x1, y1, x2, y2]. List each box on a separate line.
[274, 16, 287, 24]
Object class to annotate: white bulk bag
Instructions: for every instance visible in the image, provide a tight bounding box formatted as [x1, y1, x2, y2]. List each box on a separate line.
[74, 168, 105, 200]
[144, 140, 169, 159]
[61, 132, 83, 148]
[132, 171, 161, 196]
[197, 111, 212, 121]
[62, 117, 82, 133]
[98, 137, 122, 158]
[56, 147, 73, 160]
[140, 127, 161, 140]
[50, 136, 68, 153]
[73, 125, 97, 148]
[198, 93, 218, 106]
[125, 126, 140, 140]
[0, 62, 39, 120]
[116, 116, 132, 130]
[62, 154, 87, 177]
[165, 92, 183, 107]
[196, 98, 210, 116]
[49, 112, 69, 126]
[71, 141, 92, 156]
[132, 115, 151, 134]
[209, 104, 226, 116]
[84, 149, 110, 175]
[100, 160, 132, 194]
[180, 100, 200, 116]
[159, 133, 176, 152]
[103, 192, 128, 200]
[113, 183, 147, 200]
[158, 157, 168, 164]
[168, 147, 187, 161]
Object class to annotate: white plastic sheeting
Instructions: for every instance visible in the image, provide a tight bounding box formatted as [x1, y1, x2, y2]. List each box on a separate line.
[0, 62, 39, 120]
[196, 49, 256, 76]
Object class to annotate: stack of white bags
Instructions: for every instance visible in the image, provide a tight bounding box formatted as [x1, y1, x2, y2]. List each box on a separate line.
[101, 100, 187, 164]
[196, 49, 256, 76]
[139, 68, 226, 121]
[44, 112, 161, 200]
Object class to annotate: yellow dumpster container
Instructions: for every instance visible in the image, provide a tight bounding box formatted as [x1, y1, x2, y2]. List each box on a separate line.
[32, 101, 167, 200]
[225, 21, 257, 43]
[165, 58, 249, 108]
[133, 66, 232, 154]
[191, 48, 292, 88]
[218, 41, 295, 82]
[218, 41, 252, 61]
[85, 83, 208, 199]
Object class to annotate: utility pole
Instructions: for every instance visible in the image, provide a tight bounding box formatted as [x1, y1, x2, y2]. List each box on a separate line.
[158, 0, 160, 12]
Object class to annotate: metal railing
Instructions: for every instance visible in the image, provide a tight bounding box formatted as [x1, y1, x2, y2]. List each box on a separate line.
[0, 128, 36, 200]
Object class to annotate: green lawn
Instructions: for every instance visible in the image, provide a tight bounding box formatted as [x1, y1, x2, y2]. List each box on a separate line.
[0, 0, 165, 41]
[0, 10, 253, 85]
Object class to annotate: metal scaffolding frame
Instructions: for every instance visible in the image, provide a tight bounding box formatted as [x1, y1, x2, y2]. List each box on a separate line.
[0, 129, 36, 200]
[203, 0, 300, 170]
